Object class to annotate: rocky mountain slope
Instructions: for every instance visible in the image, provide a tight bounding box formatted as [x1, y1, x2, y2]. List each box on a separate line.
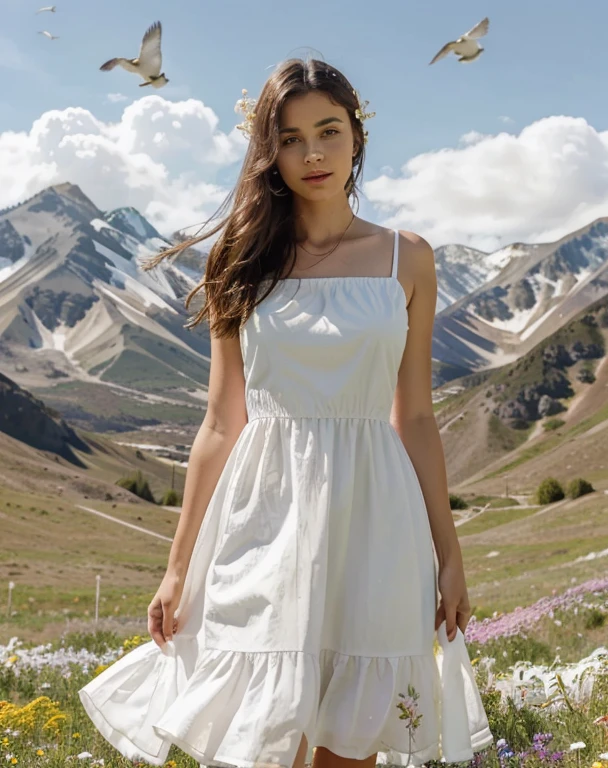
[432, 219, 608, 385]
[0, 184, 211, 431]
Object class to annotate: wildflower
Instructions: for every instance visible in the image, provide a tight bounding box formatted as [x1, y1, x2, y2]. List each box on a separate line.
[76, 752, 93, 759]
[36, 749, 45, 756]
[591, 762, 603, 768]
[396, 685, 423, 757]
[570, 742, 586, 750]
[72, 732, 81, 740]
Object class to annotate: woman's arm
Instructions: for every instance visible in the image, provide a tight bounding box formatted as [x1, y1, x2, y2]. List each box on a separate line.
[165, 328, 248, 580]
[390, 232, 470, 641]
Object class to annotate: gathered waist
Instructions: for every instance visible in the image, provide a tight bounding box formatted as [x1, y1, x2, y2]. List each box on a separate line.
[247, 413, 391, 424]
[245, 388, 394, 424]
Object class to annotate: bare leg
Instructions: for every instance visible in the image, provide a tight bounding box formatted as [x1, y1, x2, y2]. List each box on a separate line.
[292, 733, 309, 768]
[312, 747, 377, 768]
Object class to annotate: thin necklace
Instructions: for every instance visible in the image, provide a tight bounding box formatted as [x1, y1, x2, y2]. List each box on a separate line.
[296, 213, 356, 270]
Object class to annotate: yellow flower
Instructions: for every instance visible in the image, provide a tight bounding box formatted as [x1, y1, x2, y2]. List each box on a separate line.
[0, 695, 70, 737]
[11, 759, 18, 765]
[591, 763, 603, 768]
[72, 732, 81, 739]
[165, 761, 178, 768]
[94, 664, 109, 676]
[7, 655, 18, 664]
[36, 749, 45, 756]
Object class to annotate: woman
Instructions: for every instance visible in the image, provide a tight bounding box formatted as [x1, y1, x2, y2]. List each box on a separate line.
[79, 57, 493, 768]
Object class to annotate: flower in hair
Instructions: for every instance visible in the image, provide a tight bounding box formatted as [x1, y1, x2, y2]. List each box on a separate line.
[234, 86, 375, 143]
[234, 88, 257, 138]
[353, 89, 376, 144]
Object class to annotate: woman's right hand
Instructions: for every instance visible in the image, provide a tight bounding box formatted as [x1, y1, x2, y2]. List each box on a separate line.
[147, 570, 186, 649]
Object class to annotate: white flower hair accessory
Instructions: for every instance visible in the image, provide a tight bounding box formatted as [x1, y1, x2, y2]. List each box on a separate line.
[234, 89, 258, 138]
[234, 86, 375, 143]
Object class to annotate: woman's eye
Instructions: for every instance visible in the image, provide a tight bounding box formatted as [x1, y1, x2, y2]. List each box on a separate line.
[282, 129, 340, 146]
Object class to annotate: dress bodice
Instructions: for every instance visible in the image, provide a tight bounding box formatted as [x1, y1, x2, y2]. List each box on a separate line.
[239, 232, 408, 422]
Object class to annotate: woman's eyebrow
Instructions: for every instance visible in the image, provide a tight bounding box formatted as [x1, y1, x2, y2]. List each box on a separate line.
[279, 116, 344, 135]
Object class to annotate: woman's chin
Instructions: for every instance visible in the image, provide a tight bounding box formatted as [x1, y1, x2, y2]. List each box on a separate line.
[293, 181, 344, 202]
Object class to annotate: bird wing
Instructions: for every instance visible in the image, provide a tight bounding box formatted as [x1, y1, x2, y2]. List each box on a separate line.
[100, 57, 140, 74]
[137, 21, 162, 76]
[462, 16, 489, 39]
[429, 41, 456, 65]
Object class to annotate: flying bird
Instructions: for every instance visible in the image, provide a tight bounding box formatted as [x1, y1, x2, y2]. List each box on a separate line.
[99, 21, 169, 89]
[38, 30, 59, 40]
[35, 6, 56, 13]
[429, 17, 490, 65]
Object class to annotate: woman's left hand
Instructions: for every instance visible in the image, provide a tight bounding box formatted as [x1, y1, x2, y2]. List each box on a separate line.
[434, 557, 472, 642]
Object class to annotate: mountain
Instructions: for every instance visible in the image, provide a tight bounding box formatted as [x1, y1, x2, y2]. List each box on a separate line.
[2, 182, 608, 435]
[431, 218, 608, 385]
[0, 183, 211, 431]
[0, 370, 90, 463]
[434, 292, 608, 484]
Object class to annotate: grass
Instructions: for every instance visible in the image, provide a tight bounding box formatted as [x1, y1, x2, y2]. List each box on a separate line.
[457, 506, 540, 536]
[1, 610, 607, 767]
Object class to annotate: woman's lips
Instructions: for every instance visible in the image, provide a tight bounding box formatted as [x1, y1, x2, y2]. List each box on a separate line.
[302, 172, 332, 184]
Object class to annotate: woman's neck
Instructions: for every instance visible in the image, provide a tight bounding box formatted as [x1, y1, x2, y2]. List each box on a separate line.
[293, 196, 355, 248]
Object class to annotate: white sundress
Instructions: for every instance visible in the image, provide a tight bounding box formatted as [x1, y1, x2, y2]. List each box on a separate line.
[79, 229, 494, 767]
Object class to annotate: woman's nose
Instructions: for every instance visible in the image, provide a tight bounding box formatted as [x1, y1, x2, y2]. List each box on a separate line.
[304, 144, 324, 163]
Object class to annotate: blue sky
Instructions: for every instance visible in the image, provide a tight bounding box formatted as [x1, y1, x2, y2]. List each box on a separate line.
[2, 0, 608, 250]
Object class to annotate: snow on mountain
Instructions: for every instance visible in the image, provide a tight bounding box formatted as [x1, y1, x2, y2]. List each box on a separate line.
[104, 206, 167, 244]
[91, 239, 178, 312]
[0, 183, 209, 399]
[432, 217, 608, 381]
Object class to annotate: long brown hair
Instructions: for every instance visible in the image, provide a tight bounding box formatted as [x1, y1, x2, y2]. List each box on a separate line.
[141, 57, 368, 338]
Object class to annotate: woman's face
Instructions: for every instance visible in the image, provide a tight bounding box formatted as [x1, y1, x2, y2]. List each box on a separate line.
[275, 90, 357, 201]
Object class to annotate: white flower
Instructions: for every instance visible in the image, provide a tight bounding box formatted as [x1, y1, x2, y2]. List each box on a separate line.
[554, 619, 562, 626]
[77, 752, 93, 759]
[570, 742, 586, 750]
[599, 754, 608, 761]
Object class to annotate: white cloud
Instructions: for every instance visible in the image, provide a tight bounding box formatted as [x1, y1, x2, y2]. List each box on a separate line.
[106, 93, 129, 103]
[364, 116, 608, 251]
[0, 95, 247, 235]
[459, 130, 489, 146]
[499, 115, 515, 124]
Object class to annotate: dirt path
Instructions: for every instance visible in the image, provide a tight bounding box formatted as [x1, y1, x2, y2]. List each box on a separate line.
[75, 504, 173, 542]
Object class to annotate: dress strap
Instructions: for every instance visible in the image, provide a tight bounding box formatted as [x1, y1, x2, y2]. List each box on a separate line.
[391, 229, 399, 278]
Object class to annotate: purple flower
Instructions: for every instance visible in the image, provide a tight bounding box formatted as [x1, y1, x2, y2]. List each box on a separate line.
[465, 577, 608, 644]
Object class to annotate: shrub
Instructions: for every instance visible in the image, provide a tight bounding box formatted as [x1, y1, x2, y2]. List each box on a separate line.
[449, 493, 468, 510]
[536, 477, 565, 505]
[161, 488, 182, 506]
[567, 477, 594, 499]
[543, 417, 565, 431]
[584, 606, 606, 630]
[116, 470, 156, 503]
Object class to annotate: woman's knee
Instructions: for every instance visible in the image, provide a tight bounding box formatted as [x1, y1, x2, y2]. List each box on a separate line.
[312, 746, 377, 768]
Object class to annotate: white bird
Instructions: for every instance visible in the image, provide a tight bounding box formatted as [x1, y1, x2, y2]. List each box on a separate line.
[38, 30, 59, 39]
[35, 6, 56, 13]
[429, 17, 490, 65]
[99, 21, 169, 89]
